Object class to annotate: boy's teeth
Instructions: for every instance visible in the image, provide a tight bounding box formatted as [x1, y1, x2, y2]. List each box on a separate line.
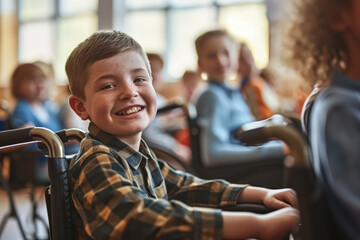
[118, 107, 141, 115]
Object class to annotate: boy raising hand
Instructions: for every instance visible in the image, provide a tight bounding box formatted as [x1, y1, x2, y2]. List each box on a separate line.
[66, 30, 298, 239]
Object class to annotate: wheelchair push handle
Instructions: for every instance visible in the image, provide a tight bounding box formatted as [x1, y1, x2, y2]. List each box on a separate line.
[234, 114, 291, 145]
[0, 127, 65, 158]
[0, 127, 33, 146]
[55, 128, 86, 143]
[234, 114, 309, 168]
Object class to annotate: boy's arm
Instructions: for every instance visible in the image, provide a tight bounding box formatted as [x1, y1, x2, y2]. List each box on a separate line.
[221, 186, 299, 239]
[159, 160, 248, 208]
[222, 207, 299, 239]
[71, 151, 224, 239]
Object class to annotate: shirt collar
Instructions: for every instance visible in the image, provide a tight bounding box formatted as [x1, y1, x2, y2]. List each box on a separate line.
[208, 80, 237, 92]
[87, 122, 150, 169]
[332, 72, 360, 92]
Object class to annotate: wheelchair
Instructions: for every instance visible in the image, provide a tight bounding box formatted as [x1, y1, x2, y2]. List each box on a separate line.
[151, 102, 287, 188]
[0, 127, 84, 240]
[235, 114, 341, 240]
[0, 100, 53, 240]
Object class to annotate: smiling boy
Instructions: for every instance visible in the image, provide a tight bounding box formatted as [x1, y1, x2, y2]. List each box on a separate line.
[194, 29, 288, 168]
[66, 30, 298, 240]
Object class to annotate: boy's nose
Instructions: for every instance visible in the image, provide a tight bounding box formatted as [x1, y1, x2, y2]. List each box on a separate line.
[119, 83, 138, 100]
[216, 55, 228, 67]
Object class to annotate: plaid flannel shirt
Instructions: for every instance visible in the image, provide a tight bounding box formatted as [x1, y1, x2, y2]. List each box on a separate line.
[69, 123, 246, 239]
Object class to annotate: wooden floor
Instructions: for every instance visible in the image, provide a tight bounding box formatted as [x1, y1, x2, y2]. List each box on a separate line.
[0, 186, 49, 240]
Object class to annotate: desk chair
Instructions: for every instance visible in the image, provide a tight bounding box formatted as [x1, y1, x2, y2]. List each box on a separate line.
[235, 114, 340, 240]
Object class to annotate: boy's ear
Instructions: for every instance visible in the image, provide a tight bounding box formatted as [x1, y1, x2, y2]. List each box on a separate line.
[68, 95, 90, 121]
[197, 59, 202, 70]
[197, 59, 205, 74]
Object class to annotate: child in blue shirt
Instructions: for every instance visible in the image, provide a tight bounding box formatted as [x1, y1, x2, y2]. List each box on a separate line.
[10, 62, 63, 181]
[194, 29, 287, 167]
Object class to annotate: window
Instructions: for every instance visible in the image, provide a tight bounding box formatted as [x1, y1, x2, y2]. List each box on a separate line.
[123, 0, 268, 80]
[168, 7, 216, 77]
[16, 0, 98, 84]
[126, 10, 166, 54]
[0, 0, 268, 85]
[0, 0, 17, 86]
[219, 3, 269, 69]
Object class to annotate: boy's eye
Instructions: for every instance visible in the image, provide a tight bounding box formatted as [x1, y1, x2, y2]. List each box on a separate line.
[134, 77, 145, 83]
[207, 53, 216, 59]
[100, 84, 115, 90]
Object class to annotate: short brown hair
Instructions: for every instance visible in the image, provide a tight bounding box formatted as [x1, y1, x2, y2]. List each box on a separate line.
[195, 29, 236, 57]
[10, 63, 46, 99]
[66, 30, 150, 99]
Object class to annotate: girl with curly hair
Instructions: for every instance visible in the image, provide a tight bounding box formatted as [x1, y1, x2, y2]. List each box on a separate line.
[287, 0, 360, 239]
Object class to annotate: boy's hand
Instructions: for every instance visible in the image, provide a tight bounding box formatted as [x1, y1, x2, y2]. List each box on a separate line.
[257, 207, 299, 240]
[263, 188, 298, 210]
[238, 186, 298, 210]
[222, 205, 299, 239]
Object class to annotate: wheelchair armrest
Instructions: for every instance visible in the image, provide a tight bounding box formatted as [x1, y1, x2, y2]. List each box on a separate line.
[221, 203, 272, 214]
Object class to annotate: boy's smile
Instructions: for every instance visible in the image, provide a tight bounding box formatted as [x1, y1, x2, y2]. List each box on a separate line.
[70, 51, 157, 149]
[115, 106, 143, 116]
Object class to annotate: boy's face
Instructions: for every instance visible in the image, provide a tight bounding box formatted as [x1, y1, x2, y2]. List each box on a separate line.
[70, 51, 157, 144]
[197, 35, 238, 82]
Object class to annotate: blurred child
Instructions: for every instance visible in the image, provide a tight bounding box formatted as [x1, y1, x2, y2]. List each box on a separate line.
[66, 30, 298, 239]
[238, 43, 280, 120]
[146, 53, 165, 92]
[180, 70, 205, 103]
[172, 70, 206, 148]
[142, 52, 191, 163]
[195, 29, 288, 167]
[287, 0, 360, 238]
[10, 62, 63, 181]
